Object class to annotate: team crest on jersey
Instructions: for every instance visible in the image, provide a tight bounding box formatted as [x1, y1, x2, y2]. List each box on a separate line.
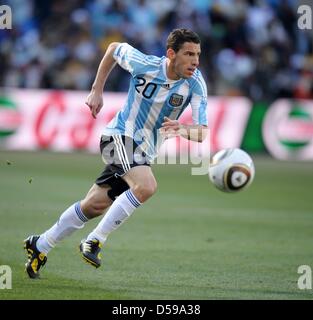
[169, 93, 183, 107]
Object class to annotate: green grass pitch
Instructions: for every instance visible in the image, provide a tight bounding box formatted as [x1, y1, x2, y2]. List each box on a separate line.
[0, 150, 312, 299]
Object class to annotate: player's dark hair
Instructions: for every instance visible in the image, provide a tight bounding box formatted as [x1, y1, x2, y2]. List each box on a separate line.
[166, 28, 201, 52]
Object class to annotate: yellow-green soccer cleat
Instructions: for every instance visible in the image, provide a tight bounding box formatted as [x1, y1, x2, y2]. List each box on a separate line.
[23, 235, 47, 279]
[79, 239, 102, 268]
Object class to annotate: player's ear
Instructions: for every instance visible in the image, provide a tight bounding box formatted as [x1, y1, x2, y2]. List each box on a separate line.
[167, 48, 176, 60]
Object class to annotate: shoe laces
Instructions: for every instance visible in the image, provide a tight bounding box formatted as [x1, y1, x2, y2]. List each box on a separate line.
[83, 240, 101, 254]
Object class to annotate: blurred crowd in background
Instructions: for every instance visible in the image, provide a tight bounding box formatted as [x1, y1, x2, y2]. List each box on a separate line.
[1, 0, 313, 102]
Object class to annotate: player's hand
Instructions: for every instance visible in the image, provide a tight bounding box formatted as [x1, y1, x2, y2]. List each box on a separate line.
[85, 91, 103, 119]
[160, 117, 181, 138]
[161, 117, 181, 131]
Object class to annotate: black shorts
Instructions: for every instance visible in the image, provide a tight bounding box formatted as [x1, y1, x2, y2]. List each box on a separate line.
[95, 135, 150, 201]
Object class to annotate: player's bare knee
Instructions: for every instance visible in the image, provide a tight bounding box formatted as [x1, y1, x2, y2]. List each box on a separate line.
[133, 180, 157, 202]
[147, 180, 158, 196]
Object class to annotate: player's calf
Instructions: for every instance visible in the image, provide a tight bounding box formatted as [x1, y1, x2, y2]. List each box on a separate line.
[81, 184, 113, 218]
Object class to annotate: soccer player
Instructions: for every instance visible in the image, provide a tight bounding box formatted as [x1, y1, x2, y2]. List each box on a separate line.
[24, 28, 208, 278]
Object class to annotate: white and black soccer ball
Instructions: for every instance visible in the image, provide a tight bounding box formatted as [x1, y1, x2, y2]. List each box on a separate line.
[208, 148, 255, 193]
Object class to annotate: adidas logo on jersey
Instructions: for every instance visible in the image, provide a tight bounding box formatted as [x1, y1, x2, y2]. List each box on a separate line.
[161, 84, 171, 90]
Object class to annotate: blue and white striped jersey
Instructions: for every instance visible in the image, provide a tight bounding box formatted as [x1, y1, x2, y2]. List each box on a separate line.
[103, 42, 208, 161]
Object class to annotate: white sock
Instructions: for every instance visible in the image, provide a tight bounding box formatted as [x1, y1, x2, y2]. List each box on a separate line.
[87, 189, 141, 244]
[36, 202, 88, 254]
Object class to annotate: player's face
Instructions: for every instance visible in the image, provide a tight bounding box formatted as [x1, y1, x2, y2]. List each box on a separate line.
[168, 42, 201, 79]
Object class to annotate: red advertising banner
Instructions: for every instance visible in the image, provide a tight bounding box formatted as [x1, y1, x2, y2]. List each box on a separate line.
[0, 88, 252, 158]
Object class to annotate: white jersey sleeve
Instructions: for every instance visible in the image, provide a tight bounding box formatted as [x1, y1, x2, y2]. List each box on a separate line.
[190, 71, 208, 126]
[113, 42, 160, 77]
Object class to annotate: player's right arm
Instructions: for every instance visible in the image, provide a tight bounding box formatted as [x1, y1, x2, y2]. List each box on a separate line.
[85, 42, 120, 119]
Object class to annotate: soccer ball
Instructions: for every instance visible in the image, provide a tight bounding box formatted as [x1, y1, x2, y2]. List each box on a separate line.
[208, 148, 255, 193]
